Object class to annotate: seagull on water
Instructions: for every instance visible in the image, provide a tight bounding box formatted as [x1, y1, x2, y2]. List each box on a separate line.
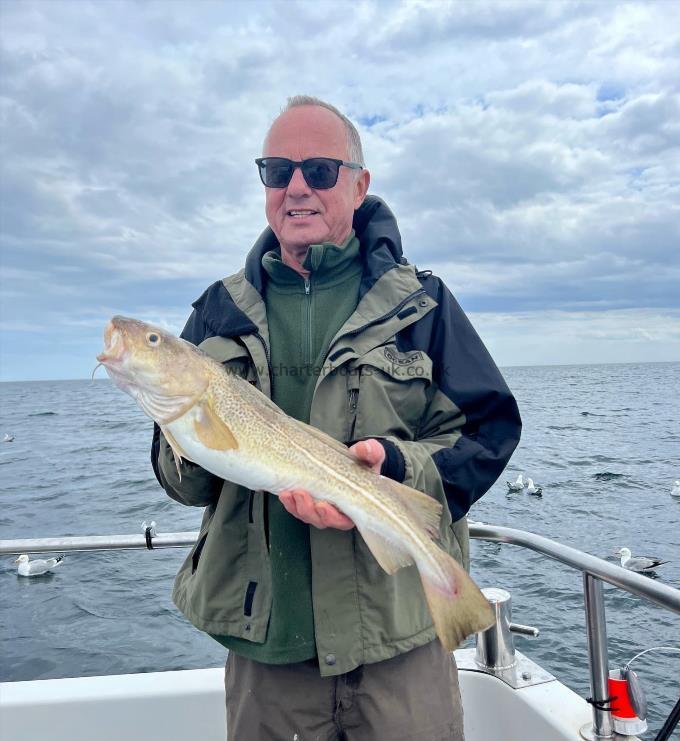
[526, 478, 543, 496]
[14, 554, 64, 577]
[671, 481, 680, 498]
[507, 474, 524, 492]
[3, 433, 14, 443]
[615, 548, 668, 573]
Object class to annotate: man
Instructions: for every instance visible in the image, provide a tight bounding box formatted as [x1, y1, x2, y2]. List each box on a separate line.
[152, 96, 521, 740]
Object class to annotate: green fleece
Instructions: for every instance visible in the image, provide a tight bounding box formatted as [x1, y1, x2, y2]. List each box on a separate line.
[212, 232, 362, 663]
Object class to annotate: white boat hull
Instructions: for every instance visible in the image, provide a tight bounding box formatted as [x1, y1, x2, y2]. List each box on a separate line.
[0, 657, 594, 741]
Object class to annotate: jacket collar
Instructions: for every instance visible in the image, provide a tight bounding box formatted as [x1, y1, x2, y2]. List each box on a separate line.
[191, 195, 406, 340]
[244, 195, 405, 294]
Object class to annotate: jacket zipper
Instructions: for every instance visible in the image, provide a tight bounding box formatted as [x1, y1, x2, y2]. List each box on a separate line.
[347, 388, 359, 441]
[252, 330, 273, 550]
[304, 276, 312, 366]
[254, 331, 272, 390]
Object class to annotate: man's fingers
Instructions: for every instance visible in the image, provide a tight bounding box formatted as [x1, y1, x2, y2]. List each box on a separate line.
[315, 501, 354, 530]
[350, 439, 385, 472]
[279, 489, 354, 530]
[293, 490, 321, 526]
[279, 490, 299, 518]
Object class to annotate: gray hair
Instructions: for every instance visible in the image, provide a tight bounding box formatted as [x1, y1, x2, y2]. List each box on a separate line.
[278, 95, 366, 167]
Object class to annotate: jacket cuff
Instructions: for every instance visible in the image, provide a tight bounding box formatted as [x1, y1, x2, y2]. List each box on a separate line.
[378, 438, 406, 482]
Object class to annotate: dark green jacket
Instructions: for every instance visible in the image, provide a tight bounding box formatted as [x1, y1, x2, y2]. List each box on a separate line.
[151, 195, 521, 676]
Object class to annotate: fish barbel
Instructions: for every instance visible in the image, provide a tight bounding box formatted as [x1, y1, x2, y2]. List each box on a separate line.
[96, 316, 494, 648]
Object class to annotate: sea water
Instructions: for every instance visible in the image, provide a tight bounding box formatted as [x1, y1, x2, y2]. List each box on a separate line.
[1, 362, 679, 736]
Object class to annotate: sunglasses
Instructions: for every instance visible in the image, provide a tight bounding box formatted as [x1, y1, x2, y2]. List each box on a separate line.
[255, 157, 363, 189]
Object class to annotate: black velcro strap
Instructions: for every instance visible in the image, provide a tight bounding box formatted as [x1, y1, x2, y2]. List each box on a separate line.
[144, 527, 154, 550]
[397, 306, 417, 320]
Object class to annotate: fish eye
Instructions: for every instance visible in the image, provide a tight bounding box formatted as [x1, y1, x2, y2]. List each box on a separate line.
[146, 332, 160, 346]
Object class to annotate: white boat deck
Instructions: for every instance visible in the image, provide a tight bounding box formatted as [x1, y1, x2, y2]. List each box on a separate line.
[0, 661, 593, 741]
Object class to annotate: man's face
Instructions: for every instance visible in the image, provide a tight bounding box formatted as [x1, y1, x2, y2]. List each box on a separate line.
[262, 106, 370, 258]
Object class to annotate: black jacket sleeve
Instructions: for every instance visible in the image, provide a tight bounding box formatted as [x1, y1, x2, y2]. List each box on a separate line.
[416, 276, 522, 520]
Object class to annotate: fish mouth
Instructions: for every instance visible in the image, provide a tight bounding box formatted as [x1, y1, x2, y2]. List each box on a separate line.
[94, 319, 135, 387]
[96, 321, 125, 365]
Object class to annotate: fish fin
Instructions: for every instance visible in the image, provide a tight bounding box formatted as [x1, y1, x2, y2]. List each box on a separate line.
[380, 477, 443, 538]
[161, 426, 191, 482]
[358, 528, 414, 574]
[193, 401, 239, 451]
[420, 550, 495, 650]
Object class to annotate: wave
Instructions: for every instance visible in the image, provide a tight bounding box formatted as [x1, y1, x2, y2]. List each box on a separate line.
[72, 600, 118, 620]
[593, 472, 624, 481]
[28, 411, 58, 417]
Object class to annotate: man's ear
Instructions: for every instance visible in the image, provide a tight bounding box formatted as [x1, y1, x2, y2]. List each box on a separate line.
[353, 168, 371, 208]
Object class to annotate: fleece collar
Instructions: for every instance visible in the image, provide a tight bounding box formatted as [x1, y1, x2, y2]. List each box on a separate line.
[191, 195, 407, 339]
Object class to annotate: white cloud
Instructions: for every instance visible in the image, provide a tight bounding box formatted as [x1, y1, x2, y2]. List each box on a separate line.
[1, 0, 679, 380]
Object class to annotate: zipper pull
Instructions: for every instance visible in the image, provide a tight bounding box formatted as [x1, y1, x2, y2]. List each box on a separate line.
[304, 277, 311, 295]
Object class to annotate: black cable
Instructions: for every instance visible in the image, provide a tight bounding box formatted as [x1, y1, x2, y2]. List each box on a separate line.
[654, 692, 680, 741]
[586, 696, 617, 712]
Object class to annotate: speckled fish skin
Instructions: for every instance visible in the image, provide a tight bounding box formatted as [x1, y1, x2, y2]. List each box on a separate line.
[97, 315, 494, 649]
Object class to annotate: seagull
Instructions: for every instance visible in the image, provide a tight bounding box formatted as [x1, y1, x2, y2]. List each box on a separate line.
[14, 554, 64, 577]
[3, 433, 14, 442]
[526, 478, 543, 496]
[671, 481, 680, 498]
[507, 474, 525, 491]
[615, 548, 668, 573]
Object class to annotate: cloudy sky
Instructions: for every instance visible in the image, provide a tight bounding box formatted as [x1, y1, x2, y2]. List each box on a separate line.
[1, 0, 679, 381]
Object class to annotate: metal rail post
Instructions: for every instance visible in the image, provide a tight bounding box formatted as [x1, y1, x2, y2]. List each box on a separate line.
[583, 573, 613, 739]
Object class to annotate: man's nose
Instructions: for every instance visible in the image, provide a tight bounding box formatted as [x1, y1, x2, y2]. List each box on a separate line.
[286, 165, 312, 196]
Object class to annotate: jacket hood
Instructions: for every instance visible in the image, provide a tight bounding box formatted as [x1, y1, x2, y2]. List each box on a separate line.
[190, 195, 406, 338]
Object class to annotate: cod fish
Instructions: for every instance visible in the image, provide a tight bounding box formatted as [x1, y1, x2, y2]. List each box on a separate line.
[96, 316, 494, 649]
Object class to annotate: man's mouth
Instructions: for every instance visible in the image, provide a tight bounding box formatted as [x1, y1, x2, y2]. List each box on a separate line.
[287, 209, 318, 218]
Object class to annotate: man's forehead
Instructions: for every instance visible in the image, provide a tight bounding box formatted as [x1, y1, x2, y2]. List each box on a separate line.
[263, 105, 348, 157]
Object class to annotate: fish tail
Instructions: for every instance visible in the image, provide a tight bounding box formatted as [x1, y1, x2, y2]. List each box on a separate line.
[367, 476, 494, 648]
[419, 547, 494, 650]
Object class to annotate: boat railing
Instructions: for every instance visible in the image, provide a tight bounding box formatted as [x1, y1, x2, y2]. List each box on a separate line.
[2, 522, 679, 741]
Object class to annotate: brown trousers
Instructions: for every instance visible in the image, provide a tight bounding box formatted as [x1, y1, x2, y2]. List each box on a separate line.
[224, 640, 464, 741]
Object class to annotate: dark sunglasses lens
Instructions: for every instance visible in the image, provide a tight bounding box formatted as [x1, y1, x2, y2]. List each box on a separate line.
[260, 159, 294, 187]
[301, 158, 339, 189]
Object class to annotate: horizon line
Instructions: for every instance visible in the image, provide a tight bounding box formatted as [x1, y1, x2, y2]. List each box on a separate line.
[1, 358, 679, 384]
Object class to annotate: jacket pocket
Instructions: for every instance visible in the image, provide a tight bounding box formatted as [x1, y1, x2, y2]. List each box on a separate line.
[350, 344, 433, 441]
[191, 528, 210, 574]
[191, 507, 215, 574]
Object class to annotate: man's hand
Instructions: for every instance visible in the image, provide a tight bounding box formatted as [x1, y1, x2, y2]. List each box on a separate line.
[278, 439, 386, 530]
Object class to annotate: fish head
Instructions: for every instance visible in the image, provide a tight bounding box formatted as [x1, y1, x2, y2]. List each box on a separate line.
[96, 316, 210, 424]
